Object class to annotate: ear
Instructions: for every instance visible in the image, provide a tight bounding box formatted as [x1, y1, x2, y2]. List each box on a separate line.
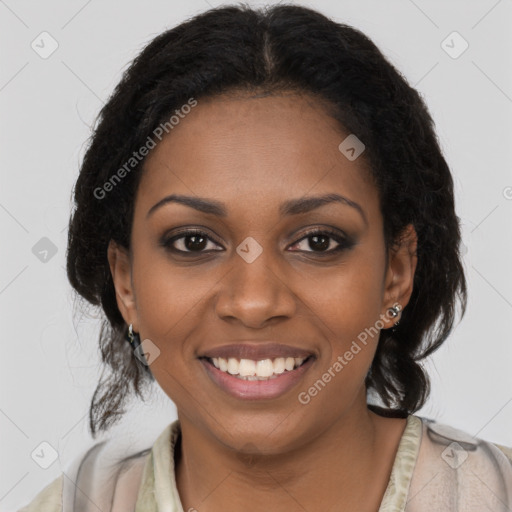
[381, 224, 418, 328]
[107, 240, 139, 331]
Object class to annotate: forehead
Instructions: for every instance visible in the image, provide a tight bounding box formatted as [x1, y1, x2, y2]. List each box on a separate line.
[137, 92, 378, 222]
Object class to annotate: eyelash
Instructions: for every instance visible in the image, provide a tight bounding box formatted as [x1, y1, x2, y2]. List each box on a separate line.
[160, 227, 354, 257]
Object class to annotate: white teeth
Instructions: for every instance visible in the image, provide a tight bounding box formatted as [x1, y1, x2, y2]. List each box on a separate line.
[273, 358, 285, 374]
[227, 358, 239, 375]
[218, 357, 228, 372]
[239, 359, 256, 377]
[256, 359, 274, 377]
[210, 355, 307, 378]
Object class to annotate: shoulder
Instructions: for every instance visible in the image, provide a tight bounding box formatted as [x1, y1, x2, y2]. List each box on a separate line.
[16, 435, 154, 512]
[494, 442, 512, 463]
[17, 475, 63, 512]
[419, 415, 512, 467]
[408, 415, 512, 510]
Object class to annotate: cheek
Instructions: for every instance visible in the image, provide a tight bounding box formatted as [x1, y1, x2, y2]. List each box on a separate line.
[315, 257, 384, 337]
[133, 253, 215, 346]
[291, 259, 386, 427]
[305, 254, 385, 383]
[131, 252, 214, 414]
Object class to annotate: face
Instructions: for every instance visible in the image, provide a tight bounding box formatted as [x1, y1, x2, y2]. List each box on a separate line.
[108, 91, 417, 454]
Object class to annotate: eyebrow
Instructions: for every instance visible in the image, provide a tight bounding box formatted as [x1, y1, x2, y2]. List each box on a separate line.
[146, 192, 367, 225]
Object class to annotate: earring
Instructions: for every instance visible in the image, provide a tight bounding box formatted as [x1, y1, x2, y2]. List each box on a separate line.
[387, 302, 402, 327]
[127, 324, 141, 349]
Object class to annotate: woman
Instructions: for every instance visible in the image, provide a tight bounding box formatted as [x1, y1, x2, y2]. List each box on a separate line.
[19, 4, 512, 511]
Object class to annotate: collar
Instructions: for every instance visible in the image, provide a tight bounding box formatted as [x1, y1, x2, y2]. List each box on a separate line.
[135, 414, 423, 511]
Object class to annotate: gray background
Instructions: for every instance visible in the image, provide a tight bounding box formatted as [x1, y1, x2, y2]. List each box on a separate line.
[1, 0, 511, 509]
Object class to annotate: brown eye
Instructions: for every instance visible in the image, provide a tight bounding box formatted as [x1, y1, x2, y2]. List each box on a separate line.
[289, 229, 354, 255]
[162, 229, 223, 253]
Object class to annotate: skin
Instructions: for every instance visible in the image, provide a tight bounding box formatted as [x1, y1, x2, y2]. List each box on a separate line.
[108, 91, 418, 511]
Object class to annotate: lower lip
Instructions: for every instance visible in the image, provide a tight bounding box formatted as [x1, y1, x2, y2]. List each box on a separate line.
[200, 357, 315, 400]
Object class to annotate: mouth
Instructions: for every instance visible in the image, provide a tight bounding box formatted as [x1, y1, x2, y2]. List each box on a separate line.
[198, 349, 316, 400]
[202, 355, 312, 380]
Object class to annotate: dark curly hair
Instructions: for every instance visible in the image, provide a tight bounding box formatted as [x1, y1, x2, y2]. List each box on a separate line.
[66, 3, 467, 437]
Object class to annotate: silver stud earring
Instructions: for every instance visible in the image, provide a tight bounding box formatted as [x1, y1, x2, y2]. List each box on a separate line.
[387, 302, 402, 327]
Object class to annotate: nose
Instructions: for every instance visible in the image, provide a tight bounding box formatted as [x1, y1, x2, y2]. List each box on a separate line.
[214, 248, 297, 329]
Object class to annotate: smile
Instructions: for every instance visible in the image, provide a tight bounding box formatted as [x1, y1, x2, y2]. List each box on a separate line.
[209, 356, 308, 380]
[200, 355, 315, 400]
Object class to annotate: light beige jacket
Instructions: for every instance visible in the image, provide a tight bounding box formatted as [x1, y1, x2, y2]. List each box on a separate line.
[17, 415, 512, 511]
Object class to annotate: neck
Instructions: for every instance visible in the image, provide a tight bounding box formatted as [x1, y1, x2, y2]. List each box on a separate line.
[174, 393, 405, 512]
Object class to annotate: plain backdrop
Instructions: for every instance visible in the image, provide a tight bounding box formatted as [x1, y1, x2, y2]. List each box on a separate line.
[1, 0, 511, 509]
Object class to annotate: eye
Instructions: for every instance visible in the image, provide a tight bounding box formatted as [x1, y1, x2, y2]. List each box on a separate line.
[288, 228, 353, 255]
[161, 227, 354, 256]
[161, 229, 223, 254]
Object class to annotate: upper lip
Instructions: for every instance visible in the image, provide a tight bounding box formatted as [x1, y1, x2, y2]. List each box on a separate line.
[200, 343, 314, 361]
